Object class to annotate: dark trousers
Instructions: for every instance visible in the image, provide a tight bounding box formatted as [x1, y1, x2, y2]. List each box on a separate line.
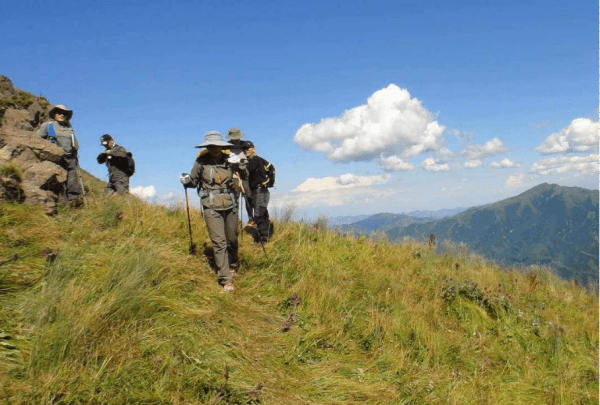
[60, 154, 81, 201]
[106, 171, 130, 195]
[250, 187, 270, 238]
[204, 207, 238, 285]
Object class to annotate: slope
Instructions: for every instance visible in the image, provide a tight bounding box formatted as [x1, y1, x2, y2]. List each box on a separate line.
[0, 174, 598, 404]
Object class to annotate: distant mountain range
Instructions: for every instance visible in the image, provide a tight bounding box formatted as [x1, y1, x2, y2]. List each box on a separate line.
[328, 207, 466, 227]
[339, 184, 599, 284]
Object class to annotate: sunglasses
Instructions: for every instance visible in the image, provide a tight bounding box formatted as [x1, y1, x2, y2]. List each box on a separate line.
[55, 110, 68, 116]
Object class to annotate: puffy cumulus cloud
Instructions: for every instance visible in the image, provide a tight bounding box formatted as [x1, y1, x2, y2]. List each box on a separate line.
[462, 160, 482, 169]
[292, 173, 390, 192]
[269, 173, 394, 209]
[131, 185, 157, 200]
[293, 84, 446, 163]
[421, 158, 450, 172]
[463, 138, 508, 160]
[490, 158, 519, 169]
[530, 153, 598, 176]
[535, 118, 599, 154]
[505, 173, 525, 188]
[379, 154, 415, 172]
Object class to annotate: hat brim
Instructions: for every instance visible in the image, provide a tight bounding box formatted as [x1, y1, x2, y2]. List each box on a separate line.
[49, 106, 73, 120]
[226, 133, 243, 140]
[194, 140, 233, 148]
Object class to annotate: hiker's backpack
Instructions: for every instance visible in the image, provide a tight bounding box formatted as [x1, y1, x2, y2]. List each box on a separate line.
[124, 152, 135, 177]
[260, 157, 275, 188]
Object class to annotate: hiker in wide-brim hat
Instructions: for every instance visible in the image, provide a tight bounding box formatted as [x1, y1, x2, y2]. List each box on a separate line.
[195, 131, 233, 148]
[49, 104, 73, 121]
[180, 130, 247, 292]
[38, 103, 82, 207]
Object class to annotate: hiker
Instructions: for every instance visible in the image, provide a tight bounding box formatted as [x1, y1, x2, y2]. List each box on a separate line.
[244, 141, 271, 243]
[226, 127, 252, 222]
[96, 134, 134, 195]
[38, 104, 82, 206]
[180, 131, 246, 292]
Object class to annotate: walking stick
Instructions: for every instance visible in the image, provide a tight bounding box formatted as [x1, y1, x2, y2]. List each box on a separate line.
[184, 186, 197, 255]
[67, 130, 87, 207]
[75, 165, 88, 207]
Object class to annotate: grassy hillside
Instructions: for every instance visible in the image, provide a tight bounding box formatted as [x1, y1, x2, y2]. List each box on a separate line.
[0, 173, 598, 404]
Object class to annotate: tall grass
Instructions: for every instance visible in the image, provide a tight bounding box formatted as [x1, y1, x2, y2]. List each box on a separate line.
[0, 176, 598, 404]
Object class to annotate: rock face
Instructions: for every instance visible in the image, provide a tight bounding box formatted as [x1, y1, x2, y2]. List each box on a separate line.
[0, 75, 67, 214]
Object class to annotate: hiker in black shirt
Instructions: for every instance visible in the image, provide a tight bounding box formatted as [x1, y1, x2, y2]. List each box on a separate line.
[244, 142, 270, 243]
[97, 134, 132, 195]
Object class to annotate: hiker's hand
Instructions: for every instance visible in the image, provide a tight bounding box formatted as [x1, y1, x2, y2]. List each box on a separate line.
[180, 173, 192, 185]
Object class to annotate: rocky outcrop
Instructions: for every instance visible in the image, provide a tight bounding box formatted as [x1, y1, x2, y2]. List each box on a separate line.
[0, 75, 66, 214]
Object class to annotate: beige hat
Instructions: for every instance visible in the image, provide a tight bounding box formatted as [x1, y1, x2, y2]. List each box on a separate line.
[49, 104, 73, 120]
[226, 127, 244, 140]
[195, 131, 233, 148]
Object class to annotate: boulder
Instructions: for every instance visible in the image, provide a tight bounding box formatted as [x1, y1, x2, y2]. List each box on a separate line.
[0, 75, 66, 214]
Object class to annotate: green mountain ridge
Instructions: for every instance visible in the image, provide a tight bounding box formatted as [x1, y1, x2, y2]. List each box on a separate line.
[386, 183, 599, 284]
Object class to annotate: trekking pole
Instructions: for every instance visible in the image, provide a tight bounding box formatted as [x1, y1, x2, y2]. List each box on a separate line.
[184, 186, 197, 255]
[235, 173, 244, 233]
[258, 234, 269, 261]
[69, 130, 87, 207]
[75, 164, 88, 207]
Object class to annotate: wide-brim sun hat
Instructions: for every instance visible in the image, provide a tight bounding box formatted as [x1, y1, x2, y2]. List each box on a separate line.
[195, 131, 233, 148]
[226, 127, 244, 140]
[49, 104, 73, 120]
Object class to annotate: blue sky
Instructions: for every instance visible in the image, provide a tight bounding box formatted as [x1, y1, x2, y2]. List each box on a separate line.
[3, 0, 597, 219]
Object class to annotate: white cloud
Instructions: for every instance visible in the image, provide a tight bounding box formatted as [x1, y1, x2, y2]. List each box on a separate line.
[530, 153, 598, 176]
[421, 158, 450, 172]
[292, 173, 390, 192]
[293, 84, 446, 163]
[463, 137, 508, 160]
[131, 185, 157, 200]
[462, 160, 482, 169]
[505, 173, 525, 188]
[379, 154, 415, 172]
[535, 118, 599, 154]
[490, 158, 519, 168]
[270, 173, 394, 209]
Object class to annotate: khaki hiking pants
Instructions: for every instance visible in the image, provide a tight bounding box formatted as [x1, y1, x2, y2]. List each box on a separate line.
[203, 207, 238, 285]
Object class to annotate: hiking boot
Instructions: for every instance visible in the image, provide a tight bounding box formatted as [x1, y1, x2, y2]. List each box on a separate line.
[223, 283, 234, 292]
[229, 268, 237, 278]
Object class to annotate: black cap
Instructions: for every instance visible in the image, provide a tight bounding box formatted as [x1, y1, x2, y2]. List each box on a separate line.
[100, 134, 113, 146]
[243, 141, 254, 149]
